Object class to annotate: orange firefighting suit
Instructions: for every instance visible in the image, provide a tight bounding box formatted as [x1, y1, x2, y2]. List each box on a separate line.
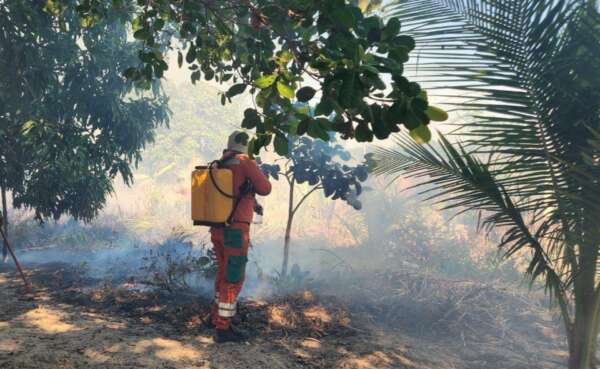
[210, 151, 271, 330]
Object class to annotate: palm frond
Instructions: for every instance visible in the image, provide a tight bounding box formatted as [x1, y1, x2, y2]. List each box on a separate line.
[373, 133, 567, 297]
[382, 0, 600, 284]
[383, 0, 600, 214]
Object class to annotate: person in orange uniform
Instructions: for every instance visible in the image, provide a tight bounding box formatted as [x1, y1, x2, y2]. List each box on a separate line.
[210, 131, 271, 343]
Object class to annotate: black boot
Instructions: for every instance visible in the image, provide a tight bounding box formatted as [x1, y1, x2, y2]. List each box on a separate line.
[215, 325, 249, 343]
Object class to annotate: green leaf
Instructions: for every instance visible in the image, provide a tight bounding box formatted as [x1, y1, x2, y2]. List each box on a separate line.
[296, 86, 317, 102]
[315, 117, 333, 132]
[297, 118, 310, 135]
[133, 28, 152, 41]
[227, 83, 247, 98]
[307, 120, 329, 141]
[335, 6, 356, 29]
[242, 109, 261, 129]
[123, 67, 137, 79]
[131, 17, 143, 31]
[191, 70, 201, 84]
[425, 106, 449, 122]
[393, 35, 415, 52]
[254, 74, 277, 89]
[248, 138, 258, 156]
[409, 125, 431, 144]
[278, 50, 294, 65]
[79, 15, 96, 28]
[177, 51, 183, 68]
[21, 120, 35, 135]
[276, 81, 295, 99]
[274, 135, 289, 155]
[154, 18, 165, 30]
[383, 18, 401, 40]
[339, 72, 358, 108]
[185, 45, 197, 63]
[315, 98, 334, 116]
[355, 123, 373, 142]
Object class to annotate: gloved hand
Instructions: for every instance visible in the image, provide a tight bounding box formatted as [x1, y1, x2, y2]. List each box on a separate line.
[254, 200, 264, 216]
[239, 179, 254, 195]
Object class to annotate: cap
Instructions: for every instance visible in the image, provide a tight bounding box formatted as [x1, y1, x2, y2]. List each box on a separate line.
[227, 130, 249, 154]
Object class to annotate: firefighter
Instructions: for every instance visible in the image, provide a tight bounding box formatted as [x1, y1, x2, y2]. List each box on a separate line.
[210, 130, 271, 343]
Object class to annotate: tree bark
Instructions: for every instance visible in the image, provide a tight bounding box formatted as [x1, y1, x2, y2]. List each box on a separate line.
[1, 183, 8, 263]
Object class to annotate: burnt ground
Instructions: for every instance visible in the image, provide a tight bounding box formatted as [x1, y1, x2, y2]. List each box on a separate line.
[0, 262, 567, 369]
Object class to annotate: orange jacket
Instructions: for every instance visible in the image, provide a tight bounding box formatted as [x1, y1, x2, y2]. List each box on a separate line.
[220, 151, 271, 225]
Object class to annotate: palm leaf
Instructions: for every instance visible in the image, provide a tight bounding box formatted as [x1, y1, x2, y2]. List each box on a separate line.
[384, 0, 600, 211]
[373, 133, 568, 297]
[380, 0, 600, 289]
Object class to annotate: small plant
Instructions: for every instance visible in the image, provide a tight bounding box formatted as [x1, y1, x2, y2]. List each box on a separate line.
[140, 228, 217, 292]
[270, 263, 313, 294]
[260, 136, 369, 276]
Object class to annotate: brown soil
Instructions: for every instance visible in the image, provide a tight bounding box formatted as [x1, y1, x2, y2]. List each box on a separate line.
[0, 264, 567, 369]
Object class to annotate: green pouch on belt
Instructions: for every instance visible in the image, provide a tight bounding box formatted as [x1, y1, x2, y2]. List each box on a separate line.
[226, 255, 248, 283]
[224, 228, 243, 249]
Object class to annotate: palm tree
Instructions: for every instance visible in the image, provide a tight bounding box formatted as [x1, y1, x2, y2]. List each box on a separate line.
[376, 1, 600, 368]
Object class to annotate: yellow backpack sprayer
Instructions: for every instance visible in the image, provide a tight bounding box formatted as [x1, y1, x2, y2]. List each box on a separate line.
[191, 155, 258, 227]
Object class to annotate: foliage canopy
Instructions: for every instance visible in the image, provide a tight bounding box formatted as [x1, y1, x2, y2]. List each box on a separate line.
[48, 0, 446, 153]
[261, 137, 368, 210]
[0, 2, 169, 221]
[260, 136, 368, 275]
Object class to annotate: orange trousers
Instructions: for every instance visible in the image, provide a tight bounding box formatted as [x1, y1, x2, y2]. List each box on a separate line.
[210, 223, 250, 330]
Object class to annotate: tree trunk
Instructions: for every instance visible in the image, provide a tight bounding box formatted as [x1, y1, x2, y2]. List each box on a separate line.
[281, 179, 295, 277]
[569, 226, 600, 369]
[1, 183, 8, 263]
[568, 291, 600, 369]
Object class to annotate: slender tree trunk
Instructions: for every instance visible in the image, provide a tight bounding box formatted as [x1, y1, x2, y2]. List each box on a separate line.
[1, 183, 8, 263]
[281, 179, 295, 276]
[569, 227, 600, 369]
[568, 291, 600, 369]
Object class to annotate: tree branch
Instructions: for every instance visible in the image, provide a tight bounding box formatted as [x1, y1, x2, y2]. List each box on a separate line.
[292, 185, 322, 215]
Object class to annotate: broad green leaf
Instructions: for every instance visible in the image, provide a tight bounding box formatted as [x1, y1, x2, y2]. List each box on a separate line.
[393, 35, 415, 51]
[409, 125, 431, 144]
[315, 98, 334, 116]
[242, 109, 261, 129]
[297, 118, 310, 135]
[131, 17, 143, 31]
[21, 120, 35, 135]
[355, 123, 373, 142]
[278, 51, 294, 65]
[185, 45, 197, 63]
[296, 86, 317, 102]
[383, 18, 401, 40]
[307, 120, 329, 141]
[425, 106, 449, 122]
[227, 83, 247, 98]
[276, 81, 295, 99]
[79, 16, 96, 28]
[274, 135, 289, 155]
[335, 6, 356, 29]
[254, 74, 277, 89]
[133, 28, 152, 41]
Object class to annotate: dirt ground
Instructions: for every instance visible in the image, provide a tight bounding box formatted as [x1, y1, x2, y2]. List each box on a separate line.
[0, 264, 567, 369]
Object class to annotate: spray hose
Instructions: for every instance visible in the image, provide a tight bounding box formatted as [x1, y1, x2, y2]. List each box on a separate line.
[208, 156, 254, 226]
